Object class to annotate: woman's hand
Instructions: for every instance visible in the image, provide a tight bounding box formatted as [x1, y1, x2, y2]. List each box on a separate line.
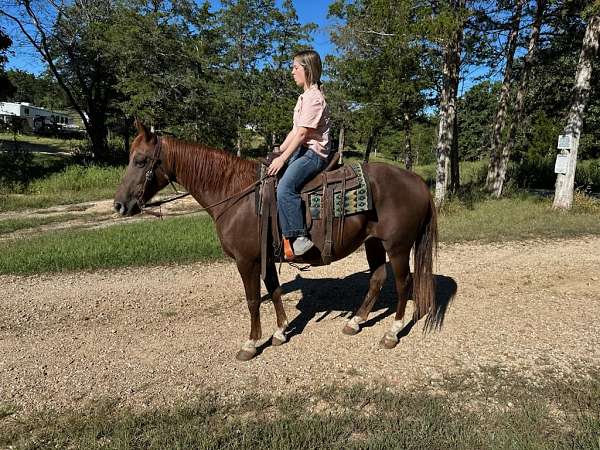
[267, 156, 286, 176]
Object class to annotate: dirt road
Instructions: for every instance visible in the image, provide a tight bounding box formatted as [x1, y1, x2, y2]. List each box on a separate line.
[1, 236, 599, 414]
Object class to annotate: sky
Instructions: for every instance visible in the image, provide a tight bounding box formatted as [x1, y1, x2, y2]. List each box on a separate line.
[4, 0, 336, 75]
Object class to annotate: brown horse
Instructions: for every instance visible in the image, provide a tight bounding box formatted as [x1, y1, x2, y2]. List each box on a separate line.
[114, 122, 438, 361]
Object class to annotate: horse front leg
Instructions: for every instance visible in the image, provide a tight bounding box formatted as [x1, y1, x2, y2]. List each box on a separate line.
[264, 261, 289, 346]
[236, 259, 262, 361]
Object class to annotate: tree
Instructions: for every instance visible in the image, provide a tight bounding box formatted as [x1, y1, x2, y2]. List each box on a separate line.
[247, 0, 316, 151]
[490, 0, 546, 197]
[457, 80, 498, 161]
[553, 12, 600, 209]
[216, 0, 279, 156]
[0, 28, 15, 100]
[1, 1, 122, 160]
[485, 0, 526, 194]
[6, 69, 68, 108]
[434, 0, 466, 207]
[328, 0, 432, 164]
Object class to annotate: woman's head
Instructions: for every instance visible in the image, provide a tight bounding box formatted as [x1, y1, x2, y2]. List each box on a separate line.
[292, 49, 322, 89]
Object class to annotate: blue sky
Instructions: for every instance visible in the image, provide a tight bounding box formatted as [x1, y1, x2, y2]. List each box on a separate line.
[5, 0, 336, 74]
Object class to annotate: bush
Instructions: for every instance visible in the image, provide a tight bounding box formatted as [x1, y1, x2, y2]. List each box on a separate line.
[507, 157, 600, 191]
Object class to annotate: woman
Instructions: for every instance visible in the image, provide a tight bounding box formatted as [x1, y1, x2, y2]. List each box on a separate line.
[267, 49, 330, 257]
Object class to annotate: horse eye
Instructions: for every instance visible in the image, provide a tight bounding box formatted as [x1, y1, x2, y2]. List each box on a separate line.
[134, 157, 147, 168]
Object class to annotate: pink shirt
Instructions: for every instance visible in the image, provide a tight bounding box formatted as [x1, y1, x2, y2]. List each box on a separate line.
[293, 85, 330, 159]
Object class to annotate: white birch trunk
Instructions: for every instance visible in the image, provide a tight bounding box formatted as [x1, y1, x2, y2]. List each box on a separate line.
[403, 113, 413, 171]
[485, 0, 525, 192]
[434, 3, 463, 207]
[493, 0, 545, 198]
[553, 15, 600, 209]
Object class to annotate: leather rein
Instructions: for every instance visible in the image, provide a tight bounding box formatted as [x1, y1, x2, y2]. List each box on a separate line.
[137, 137, 263, 219]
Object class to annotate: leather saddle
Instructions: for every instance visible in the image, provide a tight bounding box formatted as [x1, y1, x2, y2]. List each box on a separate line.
[256, 151, 366, 279]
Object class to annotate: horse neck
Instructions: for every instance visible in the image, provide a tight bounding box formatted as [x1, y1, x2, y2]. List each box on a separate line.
[162, 137, 258, 209]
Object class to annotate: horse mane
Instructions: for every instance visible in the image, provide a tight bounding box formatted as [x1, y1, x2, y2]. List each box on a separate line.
[162, 136, 259, 196]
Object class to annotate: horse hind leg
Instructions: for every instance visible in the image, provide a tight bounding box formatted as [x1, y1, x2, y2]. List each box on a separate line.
[380, 251, 411, 349]
[342, 238, 387, 336]
[264, 262, 289, 346]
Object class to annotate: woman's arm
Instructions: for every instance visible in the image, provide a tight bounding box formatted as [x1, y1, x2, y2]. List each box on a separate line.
[279, 130, 295, 153]
[267, 127, 310, 176]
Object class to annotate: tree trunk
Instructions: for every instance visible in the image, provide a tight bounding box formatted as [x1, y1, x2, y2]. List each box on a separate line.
[88, 115, 109, 161]
[450, 112, 460, 192]
[236, 116, 242, 158]
[403, 113, 413, 171]
[338, 125, 345, 163]
[123, 120, 131, 154]
[363, 128, 379, 163]
[485, 0, 525, 193]
[492, 0, 546, 198]
[553, 15, 600, 209]
[434, 1, 463, 208]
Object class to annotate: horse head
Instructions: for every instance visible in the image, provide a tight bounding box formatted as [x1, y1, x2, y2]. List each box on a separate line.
[113, 119, 171, 216]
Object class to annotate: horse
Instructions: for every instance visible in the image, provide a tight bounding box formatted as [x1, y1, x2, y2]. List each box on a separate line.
[114, 121, 439, 361]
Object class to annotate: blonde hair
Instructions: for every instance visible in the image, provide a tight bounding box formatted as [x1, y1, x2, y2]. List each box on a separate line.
[293, 49, 322, 89]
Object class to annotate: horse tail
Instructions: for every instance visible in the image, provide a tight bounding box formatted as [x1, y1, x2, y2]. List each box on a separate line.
[413, 193, 438, 331]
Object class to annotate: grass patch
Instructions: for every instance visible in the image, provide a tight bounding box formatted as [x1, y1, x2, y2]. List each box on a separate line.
[1, 192, 599, 275]
[0, 132, 85, 154]
[1, 368, 598, 449]
[0, 214, 79, 235]
[0, 215, 223, 274]
[0, 165, 125, 211]
[439, 191, 600, 243]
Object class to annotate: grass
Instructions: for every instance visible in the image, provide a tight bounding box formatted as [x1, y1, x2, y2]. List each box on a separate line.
[1, 368, 598, 449]
[0, 214, 77, 235]
[0, 164, 126, 212]
[0, 214, 223, 274]
[439, 190, 600, 243]
[0, 132, 85, 154]
[1, 192, 599, 275]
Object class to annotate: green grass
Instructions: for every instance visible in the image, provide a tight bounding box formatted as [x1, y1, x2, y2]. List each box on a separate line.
[1, 368, 598, 449]
[345, 153, 488, 186]
[0, 165, 126, 211]
[439, 191, 600, 243]
[0, 215, 223, 274]
[1, 192, 599, 275]
[0, 214, 77, 235]
[0, 132, 85, 153]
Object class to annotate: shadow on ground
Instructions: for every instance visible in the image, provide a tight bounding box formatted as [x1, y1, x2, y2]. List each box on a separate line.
[271, 264, 457, 344]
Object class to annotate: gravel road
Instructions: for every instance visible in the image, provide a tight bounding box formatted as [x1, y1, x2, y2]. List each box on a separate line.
[1, 236, 599, 414]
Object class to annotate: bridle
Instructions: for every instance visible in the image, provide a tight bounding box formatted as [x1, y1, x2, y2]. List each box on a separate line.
[135, 136, 264, 219]
[136, 137, 172, 209]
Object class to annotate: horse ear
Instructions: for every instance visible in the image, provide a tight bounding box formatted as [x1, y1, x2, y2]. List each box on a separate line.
[134, 117, 153, 142]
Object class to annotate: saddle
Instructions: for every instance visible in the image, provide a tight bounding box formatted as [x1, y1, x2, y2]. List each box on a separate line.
[256, 151, 372, 280]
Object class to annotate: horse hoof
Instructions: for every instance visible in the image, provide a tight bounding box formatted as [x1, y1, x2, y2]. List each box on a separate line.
[342, 324, 360, 335]
[379, 336, 398, 349]
[272, 336, 286, 346]
[235, 349, 256, 361]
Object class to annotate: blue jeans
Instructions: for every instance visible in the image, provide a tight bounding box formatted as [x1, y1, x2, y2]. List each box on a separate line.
[278, 147, 327, 238]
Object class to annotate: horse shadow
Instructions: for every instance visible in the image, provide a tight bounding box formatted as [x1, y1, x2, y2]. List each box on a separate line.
[257, 264, 457, 352]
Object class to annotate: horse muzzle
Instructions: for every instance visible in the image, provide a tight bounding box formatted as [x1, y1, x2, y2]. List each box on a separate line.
[113, 198, 140, 216]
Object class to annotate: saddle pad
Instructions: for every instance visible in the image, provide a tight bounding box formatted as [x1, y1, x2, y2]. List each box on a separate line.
[308, 163, 372, 219]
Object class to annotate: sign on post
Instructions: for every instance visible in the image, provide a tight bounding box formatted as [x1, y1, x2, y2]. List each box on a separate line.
[554, 153, 569, 174]
[557, 134, 573, 150]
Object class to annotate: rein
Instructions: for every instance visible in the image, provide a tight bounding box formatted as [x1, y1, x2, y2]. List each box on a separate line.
[137, 137, 264, 219]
